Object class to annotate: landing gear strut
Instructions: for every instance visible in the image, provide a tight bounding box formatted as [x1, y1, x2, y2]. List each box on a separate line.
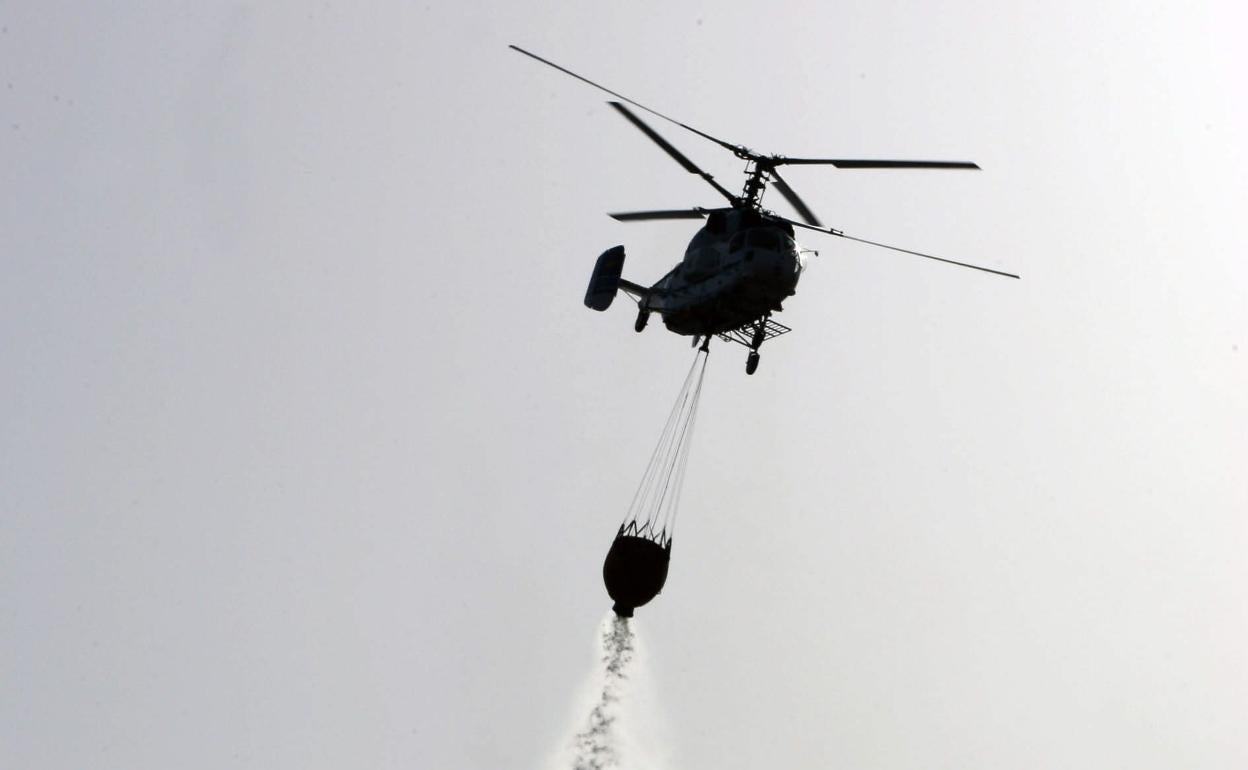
[750, 322, 767, 350]
[745, 317, 767, 375]
[634, 309, 650, 333]
[711, 315, 791, 376]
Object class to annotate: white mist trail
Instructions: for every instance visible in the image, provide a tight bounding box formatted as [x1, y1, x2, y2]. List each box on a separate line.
[571, 615, 634, 770]
[548, 614, 669, 770]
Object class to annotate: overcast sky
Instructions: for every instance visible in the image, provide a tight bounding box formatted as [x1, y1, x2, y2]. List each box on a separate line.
[3, 2, 1246, 769]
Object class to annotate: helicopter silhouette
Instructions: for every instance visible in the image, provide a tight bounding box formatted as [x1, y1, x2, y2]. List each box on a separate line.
[511, 45, 1018, 374]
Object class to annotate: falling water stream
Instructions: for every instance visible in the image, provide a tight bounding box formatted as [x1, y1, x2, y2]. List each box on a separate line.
[570, 615, 635, 770]
[546, 613, 671, 770]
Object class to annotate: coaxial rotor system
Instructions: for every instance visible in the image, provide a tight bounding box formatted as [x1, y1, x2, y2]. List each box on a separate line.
[510, 44, 1017, 279]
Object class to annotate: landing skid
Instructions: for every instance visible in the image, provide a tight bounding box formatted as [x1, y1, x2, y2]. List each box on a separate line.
[716, 316, 791, 375]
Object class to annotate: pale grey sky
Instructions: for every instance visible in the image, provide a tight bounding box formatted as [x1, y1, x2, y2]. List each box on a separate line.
[3, 2, 1246, 769]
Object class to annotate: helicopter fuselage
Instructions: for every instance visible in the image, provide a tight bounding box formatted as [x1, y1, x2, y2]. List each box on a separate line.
[642, 212, 805, 336]
[518, 42, 1014, 374]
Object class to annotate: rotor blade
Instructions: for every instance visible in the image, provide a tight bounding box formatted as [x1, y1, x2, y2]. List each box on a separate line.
[609, 209, 709, 221]
[767, 169, 821, 227]
[608, 102, 700, 174]
[779, 218, 1019, 279]
[608, 102, 738, 204]
[509, 44, 745, 157]
[774, 158, 980, 169]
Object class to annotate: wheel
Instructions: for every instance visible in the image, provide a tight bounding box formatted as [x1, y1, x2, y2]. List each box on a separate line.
[746, 351, 760, 375]
[634, 309, 650, 333]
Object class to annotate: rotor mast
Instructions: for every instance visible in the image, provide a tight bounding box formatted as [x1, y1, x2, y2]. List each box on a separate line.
[740, 160, 770, 210]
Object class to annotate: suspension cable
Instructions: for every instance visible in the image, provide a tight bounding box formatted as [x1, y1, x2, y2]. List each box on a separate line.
[621, 348, 710, 541]
[622, 353, 702, 529]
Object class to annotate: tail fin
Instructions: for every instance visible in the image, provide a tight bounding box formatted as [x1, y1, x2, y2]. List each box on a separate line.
[585, 245, 626, 311]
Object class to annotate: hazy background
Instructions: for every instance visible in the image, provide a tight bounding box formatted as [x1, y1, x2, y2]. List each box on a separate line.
[3, 2, 1246, 768]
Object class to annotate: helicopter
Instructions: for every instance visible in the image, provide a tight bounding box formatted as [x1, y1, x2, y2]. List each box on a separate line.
[511, 45, 1018, 375]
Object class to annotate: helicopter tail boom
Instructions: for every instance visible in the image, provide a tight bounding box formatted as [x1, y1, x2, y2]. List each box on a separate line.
[618, 278, 650, 302]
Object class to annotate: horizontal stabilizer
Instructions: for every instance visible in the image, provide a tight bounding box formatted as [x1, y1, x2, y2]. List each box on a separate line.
[585, 245, 626, 310]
